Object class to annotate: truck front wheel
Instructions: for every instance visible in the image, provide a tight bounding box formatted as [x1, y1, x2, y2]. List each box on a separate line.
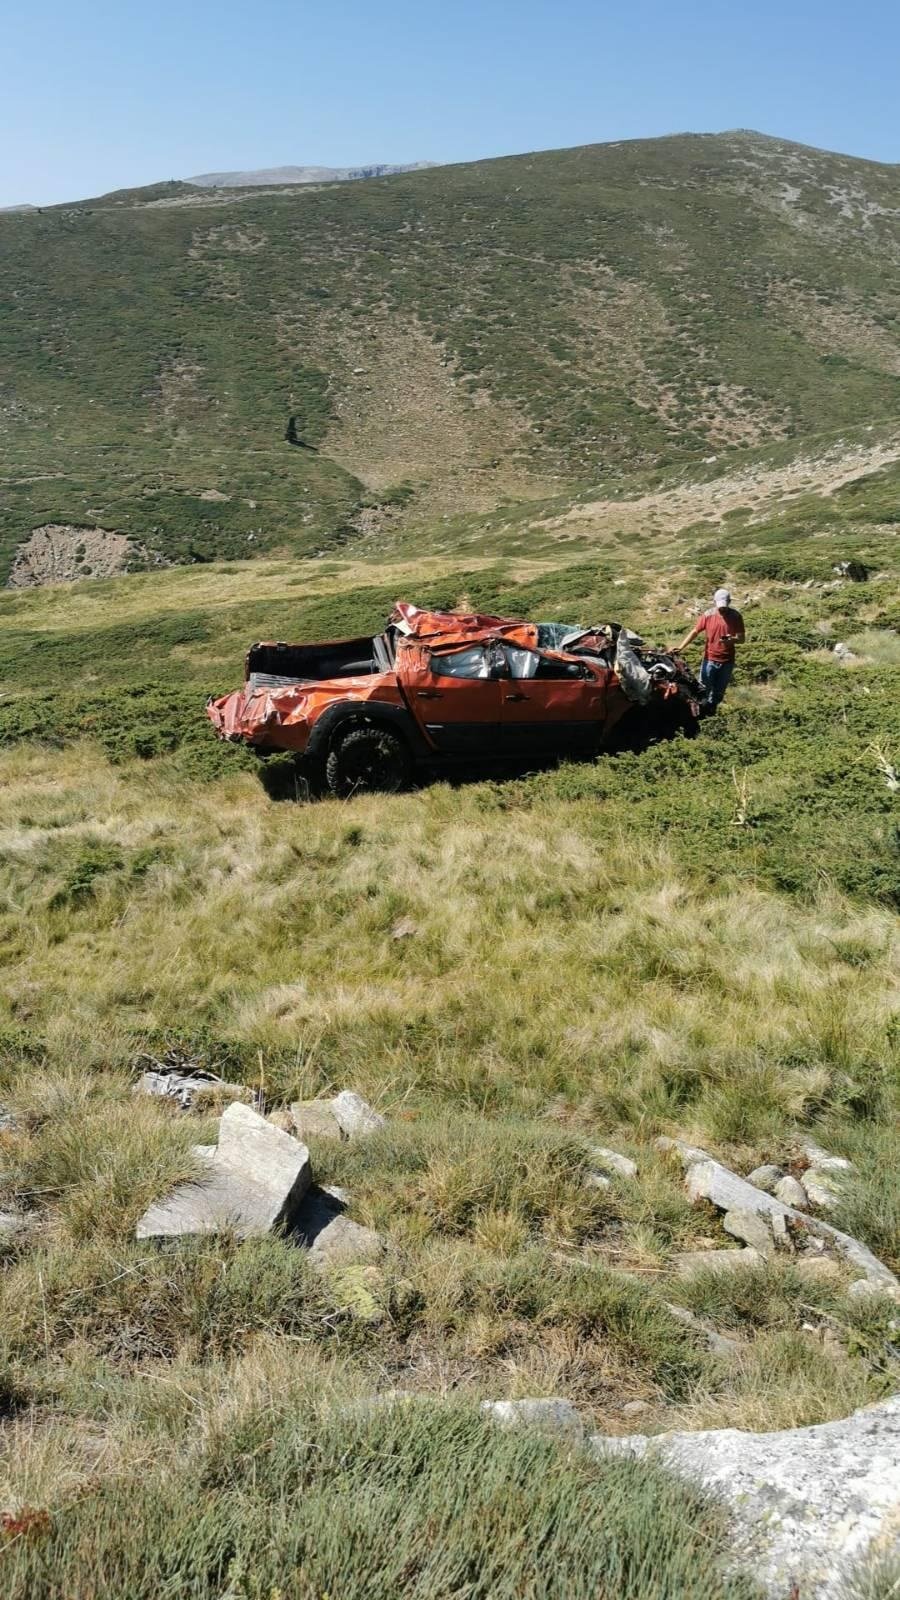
[325, 725, 411, 797]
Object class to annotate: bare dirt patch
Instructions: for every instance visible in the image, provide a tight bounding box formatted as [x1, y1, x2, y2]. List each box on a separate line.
[549, 434, 900, 542]
[7, 525, 152, 588]
[285, 307, 551, 513]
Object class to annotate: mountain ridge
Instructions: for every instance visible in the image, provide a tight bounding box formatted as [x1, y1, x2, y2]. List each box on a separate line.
[3, 128, 900, 579]
[186, 160, 437, 188]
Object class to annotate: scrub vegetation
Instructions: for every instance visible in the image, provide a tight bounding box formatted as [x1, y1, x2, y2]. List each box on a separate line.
[1, 133, 899, 1594]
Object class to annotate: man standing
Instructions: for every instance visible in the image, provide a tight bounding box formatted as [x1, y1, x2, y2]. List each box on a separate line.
[674, 587, 745, 709]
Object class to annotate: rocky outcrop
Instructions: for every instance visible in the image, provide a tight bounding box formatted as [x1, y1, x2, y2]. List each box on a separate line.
[591, 1397, 900, 1598]
[658, 1137, 897, 1294]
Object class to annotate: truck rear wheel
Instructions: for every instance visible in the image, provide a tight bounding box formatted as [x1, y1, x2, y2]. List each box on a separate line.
[325, 725, 411, 797]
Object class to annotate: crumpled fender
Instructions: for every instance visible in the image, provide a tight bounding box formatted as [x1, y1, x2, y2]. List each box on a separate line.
[207, 682, 312, 746]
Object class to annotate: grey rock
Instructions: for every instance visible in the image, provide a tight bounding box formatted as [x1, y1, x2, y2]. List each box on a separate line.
[330, 1090, 385, 1138]
[681, 1154, 897, 1292]
[801, 1169, 843, 1210]
[675, 1247, 763, 1278]
[847, 1277, 899, 1303]
[481, 1397, 583, 1433]
[591, 1397, 900, 1598]
[308, 1215, 384, 1268]
[290, 1100, 342, 1141]
[722, 1208, 775, 1257]
[589, 1146, 638, 1179]
[747, 1164, 784, 1194]
[770, 1211, 791, 1250]
[800, 1140, 854, 1174]
[774, 1175, 809, 1209]
[137, 1102, 311, 1240]
[621, 1399, 651, 1417]
[833, 640, 857, 663]
[656, 1134, 711, 1165]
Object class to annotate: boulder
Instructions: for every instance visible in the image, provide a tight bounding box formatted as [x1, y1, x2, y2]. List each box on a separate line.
[589, 1146, 638, 1179]
[136, 1102, 311, 1240]
[481, 1398, 583, 1433]
[722, 1208, 775, 1257]
[746, 1165, 783, 1195]
[591, 1397, 900, 1598]
[331, 1090, 385, 1139]
[774, 1175, 809, 1209]
[290, 1100, 342, 1142]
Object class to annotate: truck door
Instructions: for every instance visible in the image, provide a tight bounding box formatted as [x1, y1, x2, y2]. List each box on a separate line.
[401, 642, 504, 755]
[498, 646, 607, 757]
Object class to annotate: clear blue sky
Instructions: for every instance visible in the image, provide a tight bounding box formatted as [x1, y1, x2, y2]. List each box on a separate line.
[3, 0, 899, 206]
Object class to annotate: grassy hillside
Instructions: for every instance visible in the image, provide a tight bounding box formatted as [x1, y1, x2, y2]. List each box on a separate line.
[1, 130, 899, 1592]
[1, 447, 898, 1590]
[3, 130, 900, 580]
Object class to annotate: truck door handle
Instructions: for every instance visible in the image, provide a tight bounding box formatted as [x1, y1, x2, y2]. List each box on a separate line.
[416, 688, 443, 699]
[504, 692, 528, 702]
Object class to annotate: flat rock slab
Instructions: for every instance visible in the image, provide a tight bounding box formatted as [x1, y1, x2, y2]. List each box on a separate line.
[137, 1102, 311, 1240]
[591, 1397, 900, 1598]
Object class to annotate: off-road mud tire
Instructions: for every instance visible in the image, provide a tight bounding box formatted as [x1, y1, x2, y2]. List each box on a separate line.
[325, 724, 411, 797]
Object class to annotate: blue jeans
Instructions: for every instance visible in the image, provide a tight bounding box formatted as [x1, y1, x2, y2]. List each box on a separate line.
[700, 657, 734, 708]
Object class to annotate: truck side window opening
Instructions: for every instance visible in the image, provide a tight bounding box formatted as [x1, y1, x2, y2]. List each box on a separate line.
[429, 645, 491, 679]
[505, 647, 584, 680]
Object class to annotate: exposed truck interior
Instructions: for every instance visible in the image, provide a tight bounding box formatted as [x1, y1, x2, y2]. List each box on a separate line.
[247, 634, 395, 690]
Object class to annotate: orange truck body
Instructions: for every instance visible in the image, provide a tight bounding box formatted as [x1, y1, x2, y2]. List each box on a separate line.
[207, 601, 703, 774]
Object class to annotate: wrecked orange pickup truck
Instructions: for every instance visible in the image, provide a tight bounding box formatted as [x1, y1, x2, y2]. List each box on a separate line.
[207, 602, 706, 796]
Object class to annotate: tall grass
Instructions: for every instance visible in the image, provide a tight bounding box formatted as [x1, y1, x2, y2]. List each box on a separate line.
[1, 1399, 760, 1600]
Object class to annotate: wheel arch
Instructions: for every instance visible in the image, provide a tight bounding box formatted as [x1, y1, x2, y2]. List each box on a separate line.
[305, 699, 429, 762]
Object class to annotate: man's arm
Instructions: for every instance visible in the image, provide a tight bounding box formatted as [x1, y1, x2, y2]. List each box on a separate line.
[674, 620, 703, 653]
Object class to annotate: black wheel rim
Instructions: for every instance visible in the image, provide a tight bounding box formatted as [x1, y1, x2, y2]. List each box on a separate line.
[339, 737, 402, 793]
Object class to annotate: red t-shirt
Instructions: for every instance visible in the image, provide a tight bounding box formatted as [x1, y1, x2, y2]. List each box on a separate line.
[697, 607, 743, 664]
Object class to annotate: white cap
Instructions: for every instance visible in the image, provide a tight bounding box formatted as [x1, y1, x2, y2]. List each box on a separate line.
[713, 588, 731, 607]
